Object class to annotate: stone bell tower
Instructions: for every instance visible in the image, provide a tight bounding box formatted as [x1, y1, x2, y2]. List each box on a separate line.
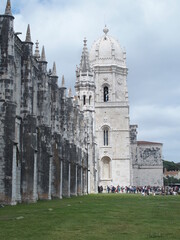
[89, 26, 131, 188]
[75, 39, 97, 193]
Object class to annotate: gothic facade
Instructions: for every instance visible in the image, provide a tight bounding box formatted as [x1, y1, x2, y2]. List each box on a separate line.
[0, 1, 163, 205]
[0, 1, 96, 205]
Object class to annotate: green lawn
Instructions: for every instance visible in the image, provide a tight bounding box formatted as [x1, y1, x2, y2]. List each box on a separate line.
[0, 194, 180, 240]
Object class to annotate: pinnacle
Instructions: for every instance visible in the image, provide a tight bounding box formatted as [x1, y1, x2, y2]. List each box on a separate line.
[83, 37, 87, 47]
[61, 75, 65, 87]
[68, 88, 72, 98]
[34, 40, 40, 59]
[25, 24, 32, 42]
[79, 38, 91, 73]
[5, 0, 12, 15]
[41, 46, 46, 62]
[51, 62, 57, 76]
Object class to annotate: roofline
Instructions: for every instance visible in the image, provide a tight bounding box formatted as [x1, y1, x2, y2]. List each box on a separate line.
[137, 141, 163, 146]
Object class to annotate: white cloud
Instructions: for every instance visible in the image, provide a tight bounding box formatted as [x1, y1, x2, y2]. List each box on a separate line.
[130, 104, 180, 161]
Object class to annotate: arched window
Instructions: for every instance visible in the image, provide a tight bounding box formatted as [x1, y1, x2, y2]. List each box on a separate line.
[104, 86, 109, 102]
[104, 128, 109, 146]
[89, 96, 92, 105]
[102, 157, 111, 179]
[83, 95, 86, 105]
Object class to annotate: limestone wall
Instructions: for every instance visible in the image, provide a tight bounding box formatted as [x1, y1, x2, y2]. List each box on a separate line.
[130, 125, 163, 187]
[0, 10, 91, 205]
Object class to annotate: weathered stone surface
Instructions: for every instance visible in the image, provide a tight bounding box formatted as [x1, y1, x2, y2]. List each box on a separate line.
[130, 125, 163, 186]
[0, 4, 90, 204]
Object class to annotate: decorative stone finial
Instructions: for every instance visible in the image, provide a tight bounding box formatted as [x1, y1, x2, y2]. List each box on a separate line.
[25, 24, 32, 42]
[41, 46, 46, 62]
[83, 37, 87, 47]
[68, 88, 72, 97]
[103, 25, 109, 35]
[34, 40, 40, 58]
[5, 0, 12, 15]
[61, 75, 65, 87]
[52, 62, 57, 76]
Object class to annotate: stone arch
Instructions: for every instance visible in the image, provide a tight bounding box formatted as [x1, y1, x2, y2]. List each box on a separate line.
[101, 83, 111, 102]
[101, 156, 111, 180]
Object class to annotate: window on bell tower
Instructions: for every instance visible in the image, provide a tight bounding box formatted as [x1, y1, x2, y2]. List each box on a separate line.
[103, 128, 109, 146]
[104, 86, 109, 102]
[89, 96, 92, 105]
[83, 95, 86, 105]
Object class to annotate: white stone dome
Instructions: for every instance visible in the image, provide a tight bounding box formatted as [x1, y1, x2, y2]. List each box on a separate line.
[89, 26, 126, 66]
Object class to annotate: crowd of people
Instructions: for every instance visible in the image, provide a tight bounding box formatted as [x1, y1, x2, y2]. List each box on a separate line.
[98, 185, 180, 195]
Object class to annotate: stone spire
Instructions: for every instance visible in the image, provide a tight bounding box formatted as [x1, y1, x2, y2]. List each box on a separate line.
[41, 46, 46, 62]
[5, 0, 12, 15]
[34, 40, 40, 59]
[25, 24, 32, 42]
[68, 88, 72, 98]
[51, 62, 57, 76]
[61, 75, 65, 87]
[79, 38, 91, 73]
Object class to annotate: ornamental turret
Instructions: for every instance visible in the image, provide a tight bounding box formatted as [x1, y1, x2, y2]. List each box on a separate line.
[39, 46, 48, 73]
[34, 40, 40, 59]
[75, 38, 96, 194]
[75, 38, 95, 112]
[0, 0, 15, 101]
[24, 24, 33, 55]
[50, 62, 58, 85]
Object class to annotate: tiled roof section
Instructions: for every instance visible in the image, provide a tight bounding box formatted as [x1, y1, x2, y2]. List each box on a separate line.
[137, 141, 163, 146]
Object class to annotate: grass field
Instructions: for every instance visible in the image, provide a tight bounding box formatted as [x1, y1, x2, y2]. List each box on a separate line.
[0, 194, 180, 240]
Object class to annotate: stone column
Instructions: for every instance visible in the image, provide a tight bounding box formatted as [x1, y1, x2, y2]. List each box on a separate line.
[68, 162, 71, 197]
[95, 169, 98, 193]
[80, 166, 83, 195]
[88, 169, 90, 194]
[75, 164, 78, 196]
[60, 160, 63, 199]
[16, 161, 21, 203]
[33, 151, 38, 202]
[112, 71, 115, 101]
[83, 168, 88, 195]
[11, 144, 17, 205]
[48, 156, 52, 200]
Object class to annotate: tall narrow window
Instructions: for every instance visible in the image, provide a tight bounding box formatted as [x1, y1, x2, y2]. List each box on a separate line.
[104, 86, 109, 102]
[104, 129, 108, 146]
[83, 95, 86, 105]
[89, 96, 92, 105]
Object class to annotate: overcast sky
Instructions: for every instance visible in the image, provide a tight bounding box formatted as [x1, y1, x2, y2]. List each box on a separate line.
[1, 0, 180, 162]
